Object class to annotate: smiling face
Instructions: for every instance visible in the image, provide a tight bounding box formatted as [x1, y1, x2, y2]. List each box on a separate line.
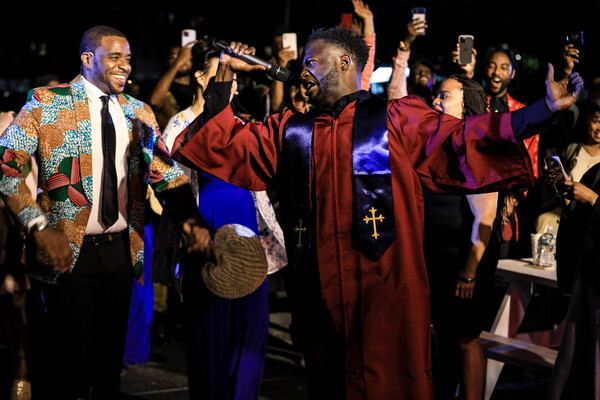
[413, 63, 435, 89]
[432, 78, 464, 119]
[587, 110, 600, 145]
[82, 36, 131, 95]
[483, 51, 515, 98]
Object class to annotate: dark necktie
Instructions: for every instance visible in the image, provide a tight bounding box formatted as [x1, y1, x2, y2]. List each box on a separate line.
[100, 95, 118, 227]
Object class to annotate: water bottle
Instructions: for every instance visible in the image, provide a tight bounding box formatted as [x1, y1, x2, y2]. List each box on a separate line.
[537, 226, 555, 268]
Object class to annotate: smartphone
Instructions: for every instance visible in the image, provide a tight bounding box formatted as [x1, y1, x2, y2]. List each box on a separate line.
[458, 35, 474, 65]
[181, 29, 196, 47]
[411, 7, 426, 35]
[544, 155, 568, 190]
[282, 32, 298, 59]
[340, 13, 353, 29]
[566, 30, 584, 59]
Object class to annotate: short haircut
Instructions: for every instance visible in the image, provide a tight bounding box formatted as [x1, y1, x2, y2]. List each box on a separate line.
[448, 73, 489, 116]
[482, 46, 518, 75]
[79, 25, 127, 55]
[307, 27, 370, 73]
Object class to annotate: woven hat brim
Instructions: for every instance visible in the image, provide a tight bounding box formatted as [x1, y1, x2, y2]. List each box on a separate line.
[201, 224, 268, 299]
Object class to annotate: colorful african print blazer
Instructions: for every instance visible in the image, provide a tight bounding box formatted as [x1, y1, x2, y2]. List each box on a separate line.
[0, 75, 188, 282]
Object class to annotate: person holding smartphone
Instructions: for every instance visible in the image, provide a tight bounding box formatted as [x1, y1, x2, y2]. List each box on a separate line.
[148, 36, 197, 131]
[387, 13, 429, 100]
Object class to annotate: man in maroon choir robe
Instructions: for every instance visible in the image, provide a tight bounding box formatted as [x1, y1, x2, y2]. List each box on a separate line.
[169, 28, 583, 400]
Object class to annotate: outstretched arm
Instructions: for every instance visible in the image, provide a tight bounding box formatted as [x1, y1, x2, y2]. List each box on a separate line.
[511, 65, 583, 141]
[172, 41, 287, 192]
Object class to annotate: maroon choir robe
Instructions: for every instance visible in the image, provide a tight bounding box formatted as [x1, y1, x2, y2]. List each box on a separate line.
[173, 92, 535, 400]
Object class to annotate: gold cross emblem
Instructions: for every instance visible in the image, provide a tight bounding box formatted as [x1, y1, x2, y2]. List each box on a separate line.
[295, 219, 307, 248]
[363, 207, 384, 239]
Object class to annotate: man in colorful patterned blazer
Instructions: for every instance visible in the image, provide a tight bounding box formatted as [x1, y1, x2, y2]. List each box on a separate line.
[0, 25, 210, 399]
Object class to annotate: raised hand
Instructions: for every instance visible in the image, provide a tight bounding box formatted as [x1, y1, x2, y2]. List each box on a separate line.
[351, 0, 374, 35]
[277, 46, 297, 67]
[405, 18, 426, 45]
[562, 44, 580, 77]
[219, 42, 267, 73]
[352, 0, 373, 22]
[544, 63, 584, 113]
[452, 43, 477, 78]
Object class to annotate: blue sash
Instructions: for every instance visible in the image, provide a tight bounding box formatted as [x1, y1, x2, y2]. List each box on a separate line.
[282, 91, 395, 260]
[352, 91, 395, 259]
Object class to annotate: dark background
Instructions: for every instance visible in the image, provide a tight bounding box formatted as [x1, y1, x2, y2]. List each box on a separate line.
[0, 0, 597, 111]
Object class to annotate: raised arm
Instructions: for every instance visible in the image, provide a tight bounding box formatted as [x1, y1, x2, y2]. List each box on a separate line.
[387, 17, 425, 99]
[171, 42, 288, 192]
[352, 0, 375, 90]
[149, 42, 195, 109]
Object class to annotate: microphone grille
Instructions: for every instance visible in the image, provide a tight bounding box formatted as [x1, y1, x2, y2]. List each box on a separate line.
[270, 65, 291, 82]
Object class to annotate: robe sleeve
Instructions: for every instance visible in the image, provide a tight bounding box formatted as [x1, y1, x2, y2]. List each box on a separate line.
[172, 100, 295, 192]
[390, 95, 536, 194]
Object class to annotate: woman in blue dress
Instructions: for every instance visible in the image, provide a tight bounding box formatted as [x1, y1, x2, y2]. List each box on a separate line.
[162, 35, 285, 400]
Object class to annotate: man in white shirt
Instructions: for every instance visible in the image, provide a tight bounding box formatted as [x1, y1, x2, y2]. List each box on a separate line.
[0, 25, 210, 399]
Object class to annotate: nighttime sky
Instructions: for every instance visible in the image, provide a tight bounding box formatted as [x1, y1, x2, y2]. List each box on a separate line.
[0, 0, 597, 109]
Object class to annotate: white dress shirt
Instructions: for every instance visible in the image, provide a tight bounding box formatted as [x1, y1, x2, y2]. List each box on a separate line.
[82, 77, 129, 234]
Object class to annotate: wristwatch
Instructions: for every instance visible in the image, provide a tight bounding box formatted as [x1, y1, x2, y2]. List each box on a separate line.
[27, 219, 49, 236]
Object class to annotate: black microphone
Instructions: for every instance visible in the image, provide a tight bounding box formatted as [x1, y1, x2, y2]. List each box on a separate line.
[214, 40, 291, 82]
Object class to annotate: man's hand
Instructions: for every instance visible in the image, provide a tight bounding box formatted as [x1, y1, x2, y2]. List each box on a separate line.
[33, 228, 73, 273]
[451, 43, 477, 78]
[215, 42, 267, 83]
[545, 63, 584, 113]
[183, 223, 212, 256]
[219, 42, 267, 73]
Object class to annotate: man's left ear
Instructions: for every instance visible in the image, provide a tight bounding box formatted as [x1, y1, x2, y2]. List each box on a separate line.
[340, 54, 352, 71]
[80, 52, 94, 71]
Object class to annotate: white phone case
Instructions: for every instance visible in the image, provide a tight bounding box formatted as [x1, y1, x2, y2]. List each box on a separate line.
[282, 33, 297, 54]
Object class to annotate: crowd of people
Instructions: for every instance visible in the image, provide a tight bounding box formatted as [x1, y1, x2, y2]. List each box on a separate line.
[0, 2, 596, 400]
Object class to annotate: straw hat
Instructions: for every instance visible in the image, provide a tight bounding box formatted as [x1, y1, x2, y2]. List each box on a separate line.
[201, 224, 268, 299]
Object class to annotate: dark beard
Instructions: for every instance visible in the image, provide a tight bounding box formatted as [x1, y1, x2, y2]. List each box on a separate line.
[311, 67, 340, 110]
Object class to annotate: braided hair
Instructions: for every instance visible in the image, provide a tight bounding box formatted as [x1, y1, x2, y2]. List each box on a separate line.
[447, 73, 489, 116]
